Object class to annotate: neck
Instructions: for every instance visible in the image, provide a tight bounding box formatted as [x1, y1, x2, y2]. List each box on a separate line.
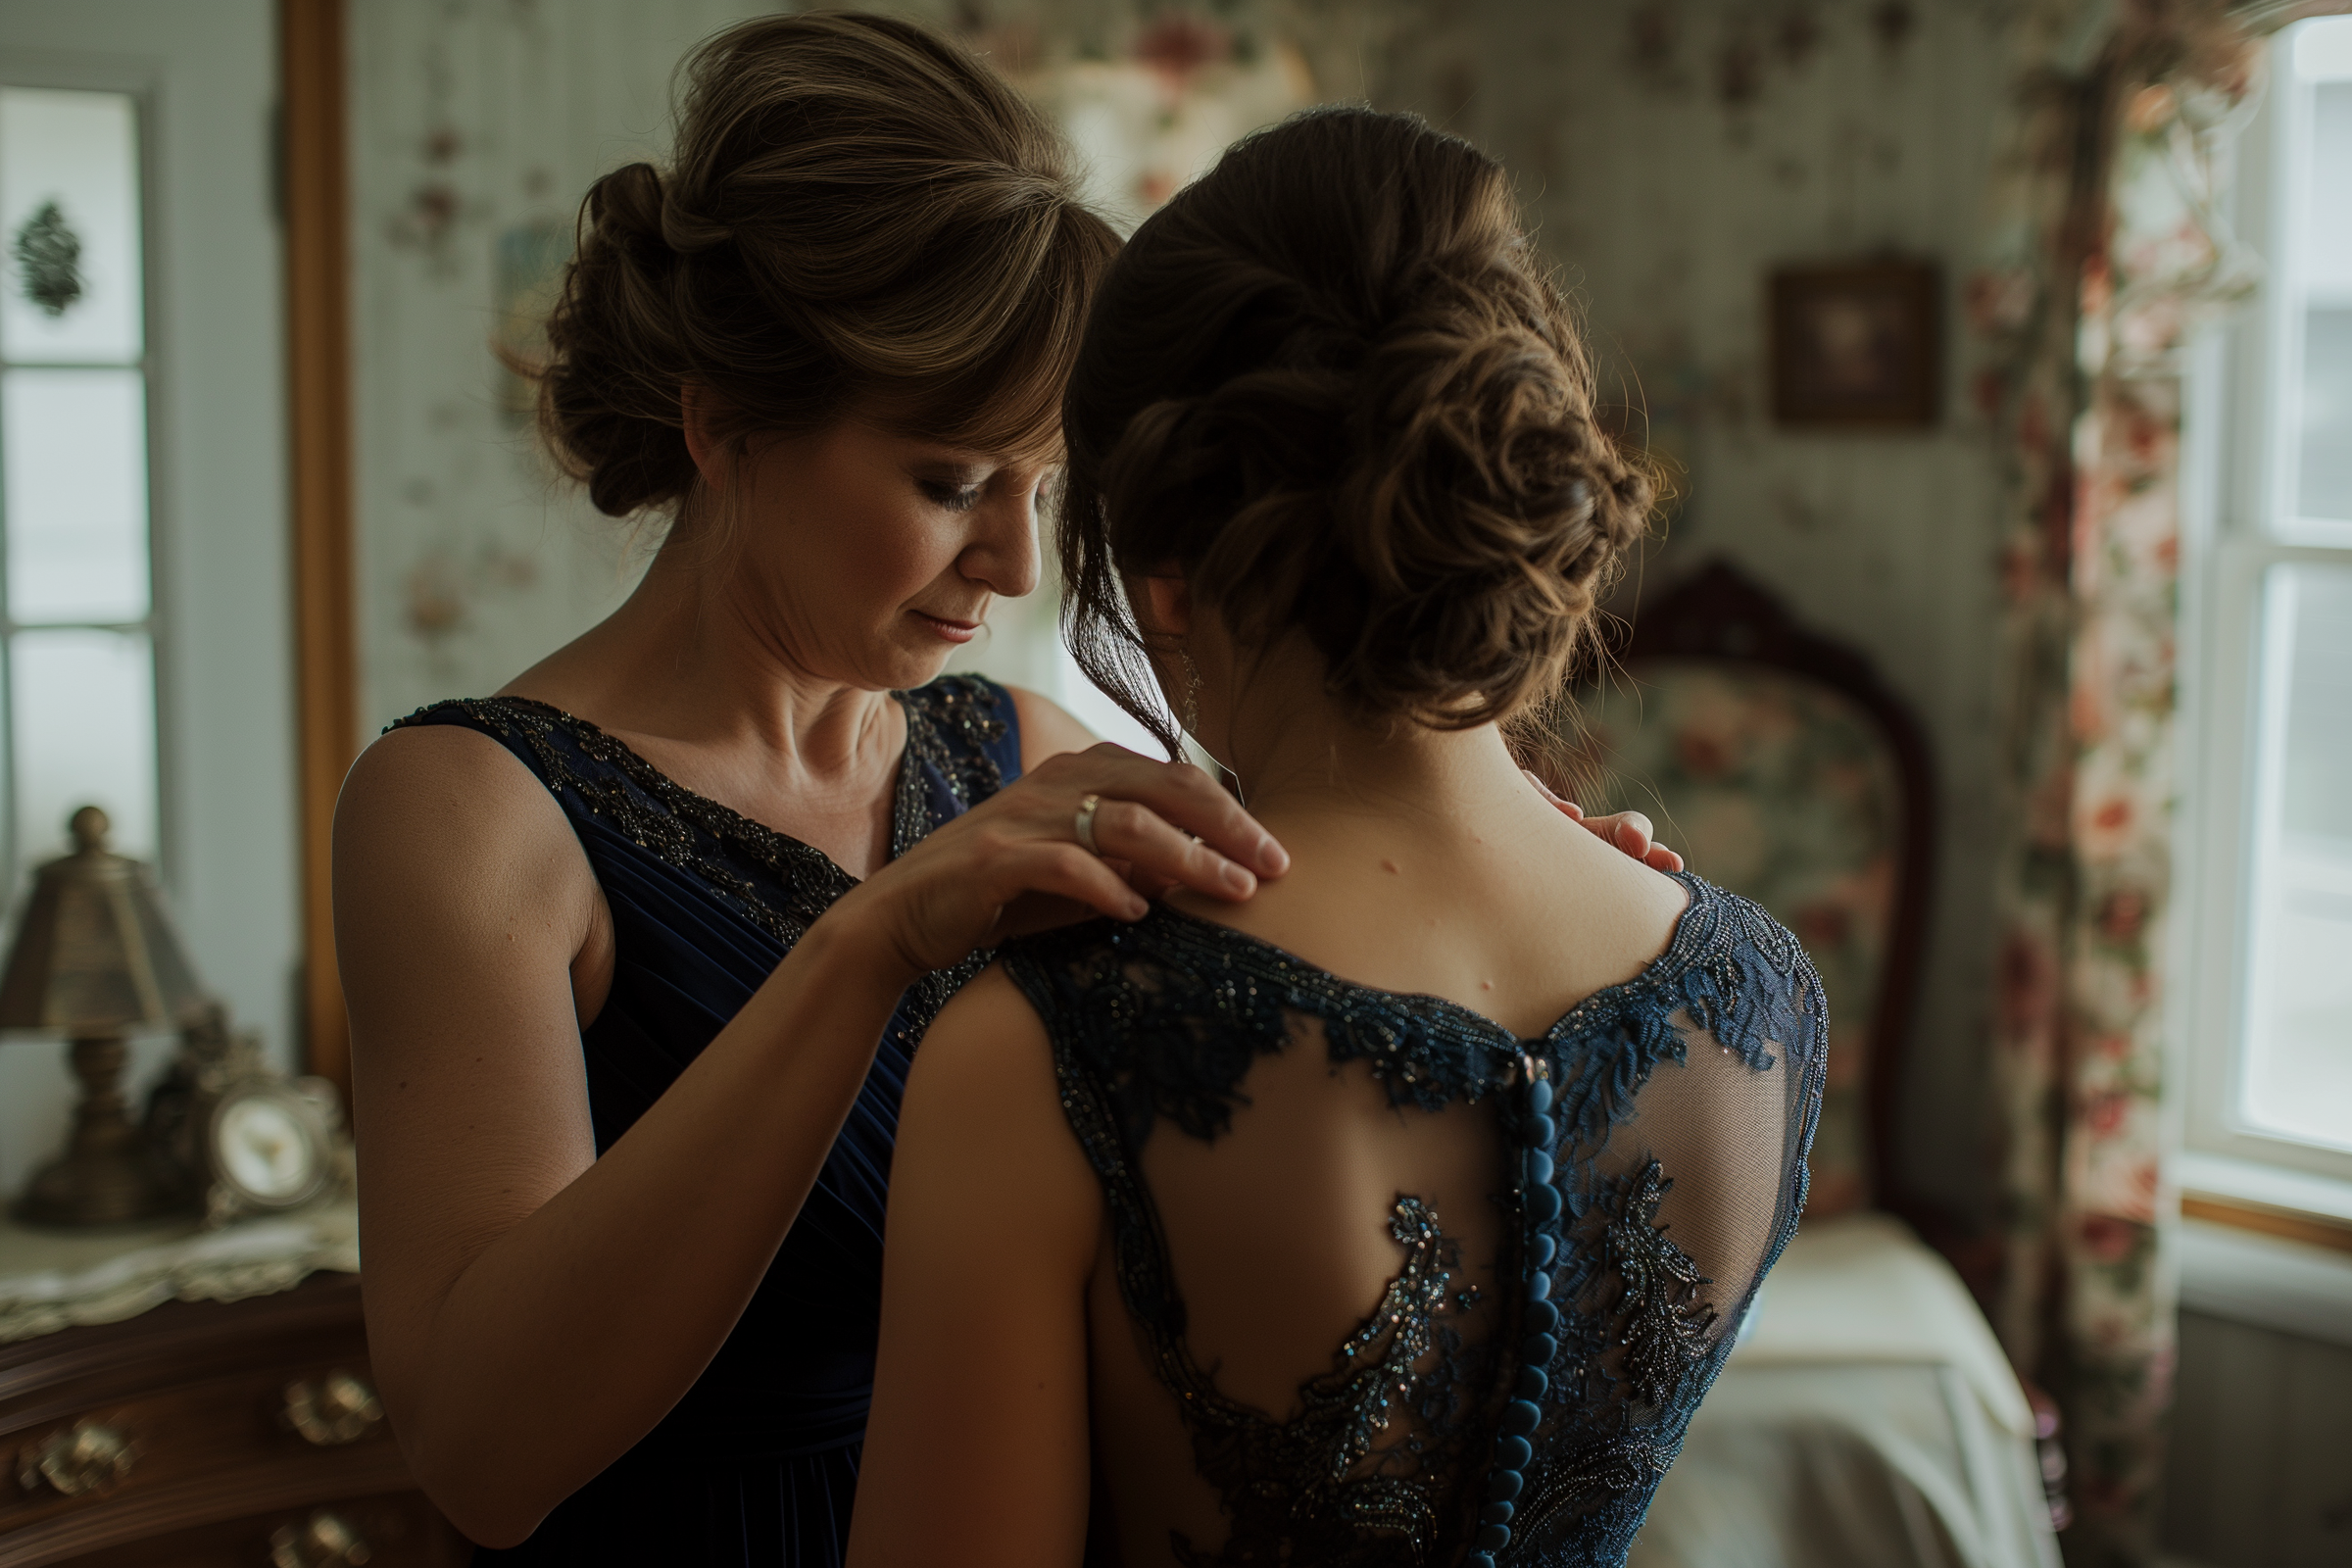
[1214, 658, 1531, 841]
[537, 527, 896, 782]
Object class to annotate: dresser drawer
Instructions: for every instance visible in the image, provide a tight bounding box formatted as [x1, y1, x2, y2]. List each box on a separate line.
[0, 1277, 461, 1568]
[52, 1489, 462, 1567]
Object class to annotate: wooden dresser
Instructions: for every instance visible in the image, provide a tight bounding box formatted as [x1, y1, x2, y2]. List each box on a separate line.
[0, 1274, 465, 1567]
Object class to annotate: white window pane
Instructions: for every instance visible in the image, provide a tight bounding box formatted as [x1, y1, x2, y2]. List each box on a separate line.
[2294, 17, 2352, 87]
[0, 88, 141, 365]
[8, 627, 156, 881]
[2301, 82, 2352, 295]
[2297, 307, 2352, 522]
[4, 368, 149, 623]
[2240, 564, 2352, 1150]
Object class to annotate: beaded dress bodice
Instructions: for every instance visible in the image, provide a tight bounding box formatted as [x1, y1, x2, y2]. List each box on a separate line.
[389, 675, 1020, 1568]
[1001, 875, 1825, 1568]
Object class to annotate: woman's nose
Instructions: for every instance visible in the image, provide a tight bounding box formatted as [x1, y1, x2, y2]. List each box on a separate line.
[964, 487, 1042, 600]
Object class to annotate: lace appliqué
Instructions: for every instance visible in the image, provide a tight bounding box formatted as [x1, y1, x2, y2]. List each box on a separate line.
[1004, 876, 1827, 1568]
[1161, 1196, 1480, 1566]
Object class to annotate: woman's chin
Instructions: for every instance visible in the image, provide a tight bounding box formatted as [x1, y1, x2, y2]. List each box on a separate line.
[878, 642, 962, 692]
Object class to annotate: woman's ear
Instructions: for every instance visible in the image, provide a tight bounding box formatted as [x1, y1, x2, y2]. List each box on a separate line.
[680, 381, 727, 487]
[1139, 572, 1193, 641]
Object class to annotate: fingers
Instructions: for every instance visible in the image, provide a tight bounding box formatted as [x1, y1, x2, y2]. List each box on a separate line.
[1573, 808, 1687, 873]
[988, 841, 1149, 926]
[1522, 768, 1586, 821]
[1085, 796, 1258, 904]
[1040, 746, 1288, 877]
[1606, 811, 1655, 858]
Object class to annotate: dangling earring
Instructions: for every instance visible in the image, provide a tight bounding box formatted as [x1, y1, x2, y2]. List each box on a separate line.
[1178, 650, 1203, 738]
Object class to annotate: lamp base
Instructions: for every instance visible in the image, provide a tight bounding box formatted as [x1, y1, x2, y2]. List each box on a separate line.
[13, 1035, 187, 1229]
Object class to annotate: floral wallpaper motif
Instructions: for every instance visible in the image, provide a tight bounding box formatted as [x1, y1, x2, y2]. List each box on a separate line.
[349, 0, 782, 729]
[1975, 4, 2267, 1561]
[1004, 10, 1314, 231]
[1585, 664, 1900, 1220]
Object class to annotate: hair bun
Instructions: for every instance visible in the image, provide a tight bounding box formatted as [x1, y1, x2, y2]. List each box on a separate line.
[1058, 109, 1656, 751]
[1322, 295, 1650, 722]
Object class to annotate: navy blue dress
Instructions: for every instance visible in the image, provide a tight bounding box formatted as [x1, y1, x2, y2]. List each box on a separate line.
[390, 675, 1021, 1568]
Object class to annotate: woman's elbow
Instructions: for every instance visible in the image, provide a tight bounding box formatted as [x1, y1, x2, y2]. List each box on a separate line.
[397, 1423, 557, 1550]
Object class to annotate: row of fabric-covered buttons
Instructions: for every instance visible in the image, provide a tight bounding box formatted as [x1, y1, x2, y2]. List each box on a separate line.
[1467, 1065, 1561, 1567]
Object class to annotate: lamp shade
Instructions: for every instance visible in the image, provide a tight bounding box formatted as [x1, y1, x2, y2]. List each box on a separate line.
[0, 807, 203, 1034]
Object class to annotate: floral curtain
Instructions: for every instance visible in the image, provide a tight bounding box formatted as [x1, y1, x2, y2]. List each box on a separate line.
[1976, 3, 2306, 1563]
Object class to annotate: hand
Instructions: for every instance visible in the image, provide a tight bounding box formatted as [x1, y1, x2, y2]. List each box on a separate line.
[1523, 770, 1685, 873]
[829, 744, 1288, 980]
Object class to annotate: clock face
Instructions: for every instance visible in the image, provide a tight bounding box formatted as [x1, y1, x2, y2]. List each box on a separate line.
[214, 1093, 321, 1204]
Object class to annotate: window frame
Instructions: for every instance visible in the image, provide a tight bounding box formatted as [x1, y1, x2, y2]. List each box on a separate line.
[2175, 16, 2352, 1220]
[0, 68, 170, 893]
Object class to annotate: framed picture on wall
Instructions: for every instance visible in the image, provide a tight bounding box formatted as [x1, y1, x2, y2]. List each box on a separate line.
[1769, 258, 1941, 428]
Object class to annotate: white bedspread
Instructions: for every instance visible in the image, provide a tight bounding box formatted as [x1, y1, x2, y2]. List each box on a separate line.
[1629, 1212, 2063, 1568]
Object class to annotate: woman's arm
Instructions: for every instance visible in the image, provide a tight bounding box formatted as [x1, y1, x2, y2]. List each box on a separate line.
[342, 728, 1278, 1547]
[1008, 684, 1097, 771]
[848, 967, 1101, 1568]
[342, 726, 922, 1546]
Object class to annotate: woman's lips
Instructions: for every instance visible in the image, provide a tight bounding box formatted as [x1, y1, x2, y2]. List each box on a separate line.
[912, 611, 982, 644]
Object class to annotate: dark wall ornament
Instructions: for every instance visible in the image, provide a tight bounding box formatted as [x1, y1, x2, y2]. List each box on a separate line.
[1769, 257, 1941, 429]
[14, 199, 85, 318]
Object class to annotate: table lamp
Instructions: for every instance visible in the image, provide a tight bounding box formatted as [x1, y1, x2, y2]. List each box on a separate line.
[0, 806, 205, 1225]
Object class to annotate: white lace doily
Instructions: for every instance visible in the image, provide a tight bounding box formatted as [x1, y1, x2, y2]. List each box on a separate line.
[0, 1198, 360, 1343]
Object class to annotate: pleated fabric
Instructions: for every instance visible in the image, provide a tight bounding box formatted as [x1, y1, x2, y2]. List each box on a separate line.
[390, 677, 1023, 1567]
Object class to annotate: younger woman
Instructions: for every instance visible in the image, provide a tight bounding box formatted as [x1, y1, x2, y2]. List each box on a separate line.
[852, 109, 1823, 1568]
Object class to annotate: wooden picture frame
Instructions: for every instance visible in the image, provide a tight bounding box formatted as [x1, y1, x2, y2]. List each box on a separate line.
[1769, 258, 1941, 429]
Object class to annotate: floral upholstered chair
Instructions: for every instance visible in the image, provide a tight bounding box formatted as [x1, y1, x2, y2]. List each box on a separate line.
[1576, 560, 1932, 1222]
[1583, 562, 2064, 1568]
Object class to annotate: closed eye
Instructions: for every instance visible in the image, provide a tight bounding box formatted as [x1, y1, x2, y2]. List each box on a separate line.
[918, 479, 985, 513]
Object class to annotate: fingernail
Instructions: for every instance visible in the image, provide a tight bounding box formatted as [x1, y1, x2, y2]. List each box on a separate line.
[1222, 862, 1255, 895]
[1259, 839, 1290, 873]
[1125, 896, 1151, 919]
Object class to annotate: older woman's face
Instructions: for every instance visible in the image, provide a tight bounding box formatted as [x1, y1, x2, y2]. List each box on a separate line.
[715, 419, 1051, 693]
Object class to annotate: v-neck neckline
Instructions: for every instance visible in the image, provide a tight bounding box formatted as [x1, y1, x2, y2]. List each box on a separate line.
[484, 691, 929, 885]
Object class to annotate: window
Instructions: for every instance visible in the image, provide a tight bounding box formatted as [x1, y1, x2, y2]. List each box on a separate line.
[0, 85, 158, 888]
[2180, 16, 2352, 1214]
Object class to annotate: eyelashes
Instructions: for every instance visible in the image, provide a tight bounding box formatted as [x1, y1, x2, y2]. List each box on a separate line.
[918, 479, 985, 514]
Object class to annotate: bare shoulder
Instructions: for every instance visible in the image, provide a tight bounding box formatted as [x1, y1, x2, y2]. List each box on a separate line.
[332, 722, 600, 983]
[904, 962, 1057, 1115]
[1002, 684, 1097, 772]
[1540, 799, 1694, 972]
[336, 723, 577, 879]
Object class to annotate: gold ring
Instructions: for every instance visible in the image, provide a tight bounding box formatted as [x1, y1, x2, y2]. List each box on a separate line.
[1074, 794, 1104, 856]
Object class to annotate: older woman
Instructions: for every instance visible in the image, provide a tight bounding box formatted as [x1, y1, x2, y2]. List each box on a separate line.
[332, 16, 1673, 1568]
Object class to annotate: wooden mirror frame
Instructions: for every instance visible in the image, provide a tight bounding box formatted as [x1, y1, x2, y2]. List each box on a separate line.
[282, 0, 359, 1097]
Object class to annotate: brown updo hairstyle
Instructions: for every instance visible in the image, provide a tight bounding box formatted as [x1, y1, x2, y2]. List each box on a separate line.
[537, 11, 1119, 519]
[1058, 109, 1653, 756]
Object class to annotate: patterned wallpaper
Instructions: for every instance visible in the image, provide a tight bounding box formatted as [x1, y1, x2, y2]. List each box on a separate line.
[1453, 0, 2012, 1227]
[346, 0, 2012, 1221]
[348, 0, 782, 734]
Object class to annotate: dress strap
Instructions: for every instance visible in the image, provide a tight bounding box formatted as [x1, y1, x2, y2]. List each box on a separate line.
[897, 674, 1023, 829]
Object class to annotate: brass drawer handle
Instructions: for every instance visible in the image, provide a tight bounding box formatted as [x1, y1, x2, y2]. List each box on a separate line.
[281, 1370, 383, 1446]
[15, 1418, 135, 1498]
[270, 1509, 372, 1567]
